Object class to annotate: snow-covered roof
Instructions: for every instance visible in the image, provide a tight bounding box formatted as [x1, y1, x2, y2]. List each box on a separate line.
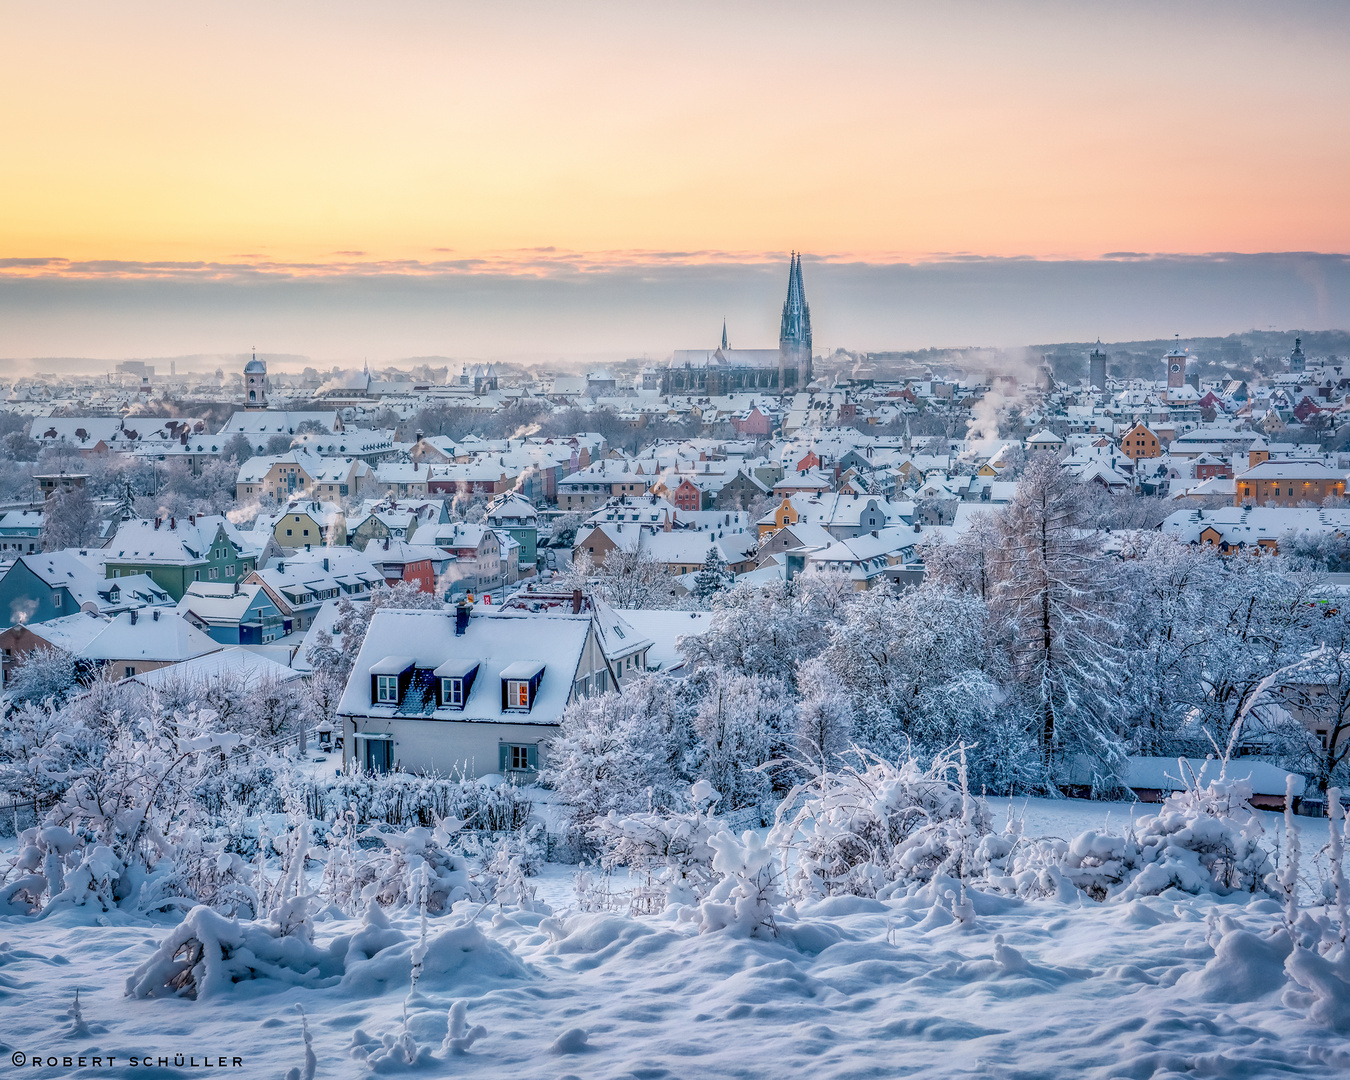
[130, 647, 302, 688]
[10, 611, 111, 653]
[81, 610, 222, 663]
[338, 608, 590, 726]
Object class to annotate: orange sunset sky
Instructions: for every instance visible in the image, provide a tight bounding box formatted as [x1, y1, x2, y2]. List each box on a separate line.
[1, 1, 1349, 359]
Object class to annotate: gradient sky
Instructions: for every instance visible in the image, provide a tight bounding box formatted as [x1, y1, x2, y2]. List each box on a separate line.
[2, 1, 1349, 361]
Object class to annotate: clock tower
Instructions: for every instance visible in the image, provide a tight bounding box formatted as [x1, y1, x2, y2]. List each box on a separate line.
[1164, 342, 1186, 391]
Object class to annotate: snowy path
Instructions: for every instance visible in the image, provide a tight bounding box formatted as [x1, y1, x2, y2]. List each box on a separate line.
[2, 885, 1342, 1079]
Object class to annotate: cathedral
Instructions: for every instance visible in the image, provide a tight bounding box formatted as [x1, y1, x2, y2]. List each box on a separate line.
[662, 252, 814, 395]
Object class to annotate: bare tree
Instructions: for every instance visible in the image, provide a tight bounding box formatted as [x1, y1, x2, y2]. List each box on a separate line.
[994, 454, 1124, 768]
[41, 486, 99, 551]
[593, 547, 671, 608]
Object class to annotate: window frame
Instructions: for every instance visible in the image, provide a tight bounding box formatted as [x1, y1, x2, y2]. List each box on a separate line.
[376, 674, 399, 703]
[441, 677, 464, 707]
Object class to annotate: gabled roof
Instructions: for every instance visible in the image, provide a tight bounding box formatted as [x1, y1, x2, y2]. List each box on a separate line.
[8, 611, 111, 653]
[338, 608, 590, 725]
[81, 610, 222, 663]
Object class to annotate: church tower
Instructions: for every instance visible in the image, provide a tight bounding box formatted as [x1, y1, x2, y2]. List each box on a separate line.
[244, 352, 268, 410]
[779, 252, 813, 389]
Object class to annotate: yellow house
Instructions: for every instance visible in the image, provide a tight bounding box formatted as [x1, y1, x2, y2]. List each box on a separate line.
[272, 502, 347, 547]
[758, 497, 800, 539]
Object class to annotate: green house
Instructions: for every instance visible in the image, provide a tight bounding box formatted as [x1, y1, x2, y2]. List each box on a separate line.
[104, 515, 261, 601]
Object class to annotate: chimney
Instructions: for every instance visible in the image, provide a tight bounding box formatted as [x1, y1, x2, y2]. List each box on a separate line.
[153, 609, 159, 621]
[170, 516, 176, 530]
[154, 517, 161, 530]
[277, 560, 285, 573]
[130, 609, 137, 625]
[455, 601, 471, 636]
[572, 588, 583, 615]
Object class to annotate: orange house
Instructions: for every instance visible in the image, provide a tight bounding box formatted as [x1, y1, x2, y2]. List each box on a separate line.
[1236, 460, 1348, 507]
[1120, 421, 1162, 460]
[758, 497, 800, 538]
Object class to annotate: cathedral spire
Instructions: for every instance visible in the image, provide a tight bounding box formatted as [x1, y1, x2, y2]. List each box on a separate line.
[779, 251, 813, 389]
[721, 318, 728, 350]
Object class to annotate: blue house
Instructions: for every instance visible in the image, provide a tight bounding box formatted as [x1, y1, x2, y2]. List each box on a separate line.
[0, 550, 171, 629]
[175, 582, 286, 645]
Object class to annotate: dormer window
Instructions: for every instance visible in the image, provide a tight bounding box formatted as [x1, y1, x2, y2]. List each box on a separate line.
[500, 661, 545, 712]
[376, 676, 398, 703]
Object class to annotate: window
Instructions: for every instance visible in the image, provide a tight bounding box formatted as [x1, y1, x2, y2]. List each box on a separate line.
[442, 677, 464, 706]
[376, 675, 398, 703]
[226, 565, 236, 577]
[125, 665, 135, 678]
[53, 593, 61, 607]
[510, 745, 530, 770]
[208, 567, 218, 580]
[508, 680, 529, 709]
[286, 529, 293, 536]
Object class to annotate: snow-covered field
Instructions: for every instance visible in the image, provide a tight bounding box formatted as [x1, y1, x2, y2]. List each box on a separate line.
[2, 796, 1346, 1080]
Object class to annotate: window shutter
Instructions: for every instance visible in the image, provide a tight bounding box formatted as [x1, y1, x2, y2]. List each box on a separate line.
[526, 744, 538, 771]
[498, 742, 510, 773]
[371, 674, 379, 704]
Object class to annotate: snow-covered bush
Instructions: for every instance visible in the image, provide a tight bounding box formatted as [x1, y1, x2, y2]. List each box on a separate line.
[125, 902, 343, 999]
[302, 769, 531, 831]
[590, 781, 722, 906]
[982, 766, 1280, 902]
[777, 750, 992, 900]
[1118, 771, 1275, 898]
[351, 821, 482, 913]
[695, 828, 783, 938]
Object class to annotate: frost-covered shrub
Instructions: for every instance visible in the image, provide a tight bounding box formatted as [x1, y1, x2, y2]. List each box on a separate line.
[695, 828, 782, 938]
[302, 771, 531, 831]
[1118, 773, 1275, 898]
[125, 903, 344, 999]
[778, 751, 992, 899]
[590, 781, 722, 906]
[981, 768, 1279, 902]
[352, 822, 482, 913]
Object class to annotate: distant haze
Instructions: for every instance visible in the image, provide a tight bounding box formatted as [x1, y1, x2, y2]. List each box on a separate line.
[0, 253, 1347, 370]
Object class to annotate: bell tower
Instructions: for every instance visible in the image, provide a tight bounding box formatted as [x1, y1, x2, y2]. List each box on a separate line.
[244, 351, 269, 410]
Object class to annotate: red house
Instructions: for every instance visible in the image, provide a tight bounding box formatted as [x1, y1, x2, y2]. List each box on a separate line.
[731, 405, 773, 437]
[1294, 396, 1323, 424]
[367, 540, 437, 594]
[671, 477, 704, 511]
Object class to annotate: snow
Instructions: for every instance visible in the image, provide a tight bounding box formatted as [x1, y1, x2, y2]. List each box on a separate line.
[0, 875, 1343, 1077]
[1, 792, 1345, 1077]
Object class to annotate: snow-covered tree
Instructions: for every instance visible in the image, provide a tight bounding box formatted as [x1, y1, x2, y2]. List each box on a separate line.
[41, 485, 99, 551]
[691, 669, 795, 808]
[693, 545, 729, 601]
[543, 674, 689, 828]
[592, 546, 669, 608]
[814, 583, 1006, 764]
[680, 578, 850, 689]
[793, 658, 855, 769]
[6, 646, 81, 706]
[992, 454, 1125, 771]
